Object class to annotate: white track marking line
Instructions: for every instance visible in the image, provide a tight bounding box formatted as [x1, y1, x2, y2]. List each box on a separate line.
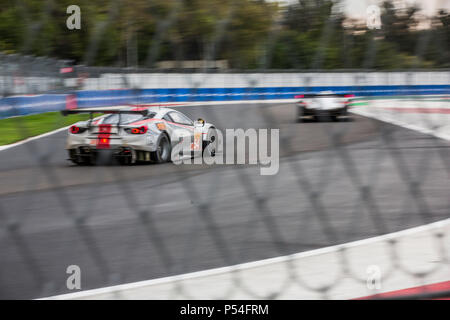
[41, 218, 450, 300]
[0, 100, 297, 152]
[0, 126, 70, 152]
[350, 108, 450, 141]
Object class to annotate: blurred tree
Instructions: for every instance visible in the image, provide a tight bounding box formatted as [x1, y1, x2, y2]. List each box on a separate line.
[380, 0, 419, 55]
[0, 3, 24, 53]
[0, 0, 447, 68]
[225, 0, 278, 68]
[422, 9, 450, 67]
[272, 0, 346, 69]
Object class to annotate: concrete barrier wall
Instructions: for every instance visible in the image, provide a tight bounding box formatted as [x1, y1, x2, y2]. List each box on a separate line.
[78, 71, 450, 90]
[1, 71, 449, 119]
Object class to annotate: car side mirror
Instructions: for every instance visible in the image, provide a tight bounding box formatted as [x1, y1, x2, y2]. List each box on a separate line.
[194, 118, 205, 127]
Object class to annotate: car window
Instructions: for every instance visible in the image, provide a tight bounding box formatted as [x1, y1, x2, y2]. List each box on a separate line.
[102, 111, 156, 124]
[168, 112, 193, 126]
[163, 114, 173, 122]
[103, 113, 145, 124]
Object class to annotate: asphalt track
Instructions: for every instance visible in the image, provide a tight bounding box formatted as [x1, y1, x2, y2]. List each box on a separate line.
[0, 103, 448, 299]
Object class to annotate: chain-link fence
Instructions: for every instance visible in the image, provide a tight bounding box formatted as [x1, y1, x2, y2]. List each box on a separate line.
[0, 0, 449, 300]
[0, 53, 72, 95]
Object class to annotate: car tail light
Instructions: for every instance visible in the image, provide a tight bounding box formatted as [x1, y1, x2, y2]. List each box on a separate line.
[125, 126, 148, 134]
[295, 95, 304, 99]
[344, 94, 355, 98]
[69, 125, 87, 134]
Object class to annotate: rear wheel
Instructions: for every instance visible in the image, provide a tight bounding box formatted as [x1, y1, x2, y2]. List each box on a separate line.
[68, 149, 90, 165]
[151, 133, 171, 163]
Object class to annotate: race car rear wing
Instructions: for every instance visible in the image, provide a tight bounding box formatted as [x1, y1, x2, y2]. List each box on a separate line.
[61, 108, 151, 128]
[294, 93, 355, 98]
[61, 108, 149, 116]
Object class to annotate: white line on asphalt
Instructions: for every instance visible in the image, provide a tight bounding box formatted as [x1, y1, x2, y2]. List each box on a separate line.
[0, 126, 71, 152]
[0, 100, 297, 152]
[350, 108, 450, 141]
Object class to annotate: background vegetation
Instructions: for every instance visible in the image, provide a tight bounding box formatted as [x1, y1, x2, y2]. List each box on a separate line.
[0, 0, 448, 69]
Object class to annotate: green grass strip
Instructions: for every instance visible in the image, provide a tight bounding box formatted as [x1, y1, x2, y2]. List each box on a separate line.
[349, 102, 369, 106]
[0, 112, 99, 146]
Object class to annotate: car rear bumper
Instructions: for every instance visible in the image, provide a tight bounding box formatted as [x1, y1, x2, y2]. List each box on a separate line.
[68, 146, 153, 164]
[298, 105, 348, 117]
[66, 134, 157, 152]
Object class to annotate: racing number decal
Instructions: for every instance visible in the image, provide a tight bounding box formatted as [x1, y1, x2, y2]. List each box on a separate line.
[96, 124, 112, 149]
[192, 129, 202, 151]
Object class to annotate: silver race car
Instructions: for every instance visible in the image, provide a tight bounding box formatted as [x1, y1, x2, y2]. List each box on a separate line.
[61, 106, 217, 165]
[295, 91, 355, 122]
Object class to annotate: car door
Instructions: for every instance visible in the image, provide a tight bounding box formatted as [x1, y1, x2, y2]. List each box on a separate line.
[165, 111, 195, 149]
